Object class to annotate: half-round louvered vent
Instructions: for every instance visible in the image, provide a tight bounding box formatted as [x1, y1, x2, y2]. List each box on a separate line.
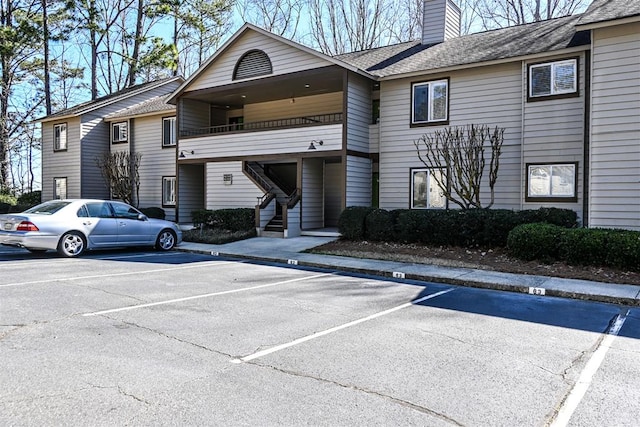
[233, 50, 273, 80]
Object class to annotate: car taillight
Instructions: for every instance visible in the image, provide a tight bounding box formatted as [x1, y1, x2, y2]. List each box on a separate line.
[17, 221, 39, 231]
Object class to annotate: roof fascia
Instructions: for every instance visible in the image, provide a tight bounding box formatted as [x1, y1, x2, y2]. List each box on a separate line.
[576, 15, 640, 30]
[168, 23, 374, 104]
[377, 45, 590, 81]
[104, 109, 176, 122]
[39, 77, 182, 123]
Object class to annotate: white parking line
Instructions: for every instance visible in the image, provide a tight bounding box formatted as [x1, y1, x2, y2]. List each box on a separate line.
[231, 288, 454, 364]
[0, 261, 236, 288]
[0, 252, 182, 269]
[550, 310, 629, 427]
[82, 273, 332, 316]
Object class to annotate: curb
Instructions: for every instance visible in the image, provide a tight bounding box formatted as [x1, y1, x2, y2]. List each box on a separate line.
[176, 247, 640, 307]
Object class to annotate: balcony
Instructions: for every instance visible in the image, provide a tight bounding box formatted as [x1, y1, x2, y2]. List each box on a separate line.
[180, 113, 343, 138]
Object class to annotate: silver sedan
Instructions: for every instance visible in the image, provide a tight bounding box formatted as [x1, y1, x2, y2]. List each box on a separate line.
[0, 199, 182, 257]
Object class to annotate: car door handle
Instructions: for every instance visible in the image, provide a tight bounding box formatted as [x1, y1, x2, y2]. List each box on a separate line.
[83, 221, 92, 226]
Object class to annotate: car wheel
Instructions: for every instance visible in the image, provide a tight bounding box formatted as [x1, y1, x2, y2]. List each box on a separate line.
[57, 231, 86, 257]
[156, 229, 176, 251]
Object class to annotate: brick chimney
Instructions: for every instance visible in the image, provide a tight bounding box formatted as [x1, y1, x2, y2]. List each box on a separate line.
[422, 0, 461, 45]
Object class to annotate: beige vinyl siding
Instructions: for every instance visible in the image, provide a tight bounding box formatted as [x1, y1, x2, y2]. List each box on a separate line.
[345, 73, 372, 153]
[133, 115, 177, 220]
[324, 162, 343, 226]
[285, 203, 301, 237]
[378, 62, 523, 210]
[523, 53, 586, 220]
[187, 31, 332, 92]
[422, 0, 460, 44]
[302, 158, 324, 228]
[345, 155, 372, 207]
[177, 164, 204, 223]
[41, 117, 82, 200]
[589, 23, 640, 230]
[243, 92, 342, 122]
[369, 124, 380, 154]
[205, 161, 263, 209]
[180, 99, 210, 131]
[180, 124, 342, 158]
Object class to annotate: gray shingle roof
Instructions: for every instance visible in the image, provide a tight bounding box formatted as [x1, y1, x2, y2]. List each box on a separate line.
[40, 76, 181, 121]
[104, 94, 175, 120]
[337, 15, 589, 78]
[578, 0, 640, 26]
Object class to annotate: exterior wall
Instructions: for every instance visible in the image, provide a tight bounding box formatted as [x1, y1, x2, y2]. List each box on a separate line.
[302, 158, 324, 229]
[369, 124, 380, 154]
[345, 155, 372, 207]
[205, 161, 263, 209]
[178, 164, 204, 223]
[324, 161, 343, 226]
[522, 53, 587, 222]
[589, 22, 640, 230]
[422, 0, 460, 44]
[41, 117, 82, 200]
[133, 115, 177, 220]
[345, 73, 372, 153]
[243, 92, 342, 122]
[179, 99, 211, 132]
[180, 124, 342, 159]
[186, 30, 332, 92]
[378, 62, 523, 210]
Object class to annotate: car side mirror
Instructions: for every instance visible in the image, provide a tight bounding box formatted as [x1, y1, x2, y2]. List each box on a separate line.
[137, 213, 148, 221]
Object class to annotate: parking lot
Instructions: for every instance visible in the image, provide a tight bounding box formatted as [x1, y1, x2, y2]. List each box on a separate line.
[1, 247, 639, 426]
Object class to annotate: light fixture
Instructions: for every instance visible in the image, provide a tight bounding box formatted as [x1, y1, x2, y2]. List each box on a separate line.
[308, 140, 323, 150]
[179, 150, 194, 158]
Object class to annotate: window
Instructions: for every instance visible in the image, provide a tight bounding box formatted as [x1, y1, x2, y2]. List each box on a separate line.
[54, 177, 67, 199]
[111, 201, 141, 219]
[163, 117, 176, 147]
[54, 123, 67, 151]
[526, 163, 577, 202]
[529, 58, 577, 99]
[162, 176, 176, 207]
[112, 121, 128, 143]
[411, 79, 448, 125]
[85, 202, 113, 218]
[411, 168, 446, 209]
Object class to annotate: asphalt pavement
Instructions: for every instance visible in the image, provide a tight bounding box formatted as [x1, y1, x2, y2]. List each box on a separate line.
[177, 237, 640, 307]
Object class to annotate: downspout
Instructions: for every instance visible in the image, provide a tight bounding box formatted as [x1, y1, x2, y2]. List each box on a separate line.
[583, 48, 591, 228]
[520, 61, 526, 210]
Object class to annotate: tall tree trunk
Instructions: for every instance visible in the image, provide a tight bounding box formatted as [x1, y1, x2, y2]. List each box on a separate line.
[127, 0, 144, 86]
[0, 0, 13, 190]
[42, 0, 52, 114]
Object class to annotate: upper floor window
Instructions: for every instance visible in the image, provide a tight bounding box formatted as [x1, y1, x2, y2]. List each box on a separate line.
[411, 79, 449, 125]
[54, 123, 67, 151]
[112, 121, 128, 144]
[162, 117, 176, 147]
[411, 168, 446, 209]
[528, 58, 578, 100]
[54, 177, 67, 199]
[233, 50, 272, 80]
[526, 163, 577, 202]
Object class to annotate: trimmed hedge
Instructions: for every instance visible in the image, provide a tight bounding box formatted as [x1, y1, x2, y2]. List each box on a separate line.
[339, 206, 577, 248]
[192, 208, 255, 232]
[0, 202, 10, 214]
[508, 223, 640, 271]
[17, 191, 41, 206]
[140, 206, 166, 220]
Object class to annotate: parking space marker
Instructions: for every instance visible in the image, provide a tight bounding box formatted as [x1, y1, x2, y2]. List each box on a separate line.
[83, 273, 332, 316]
[550, 310, 629, 427]
[0, 261, 236, 288]
[231, 288, 454, 364]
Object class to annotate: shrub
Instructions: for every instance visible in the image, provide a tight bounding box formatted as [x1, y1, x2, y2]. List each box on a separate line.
[507, 223, 565, 262]
[9, 204, 32, 213]
[182, 228, 256, 244]
[365, 209, 395, 241]
[191, 208, 254, 232]
[0, 193, 16, 205]
[560, 228, 609, 267]
[395, 210, 431, 243]
[338, 206, 374, 240]
[0, 202, 10, 214]
[17, 191, 41, 206]
[140, 207, 166, 220]
[526, 207, 578, 228]
[604, 230, 640, 271]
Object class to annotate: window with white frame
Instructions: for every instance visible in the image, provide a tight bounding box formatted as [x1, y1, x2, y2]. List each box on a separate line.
[162, 117, 176, 147]
[526, 163, 577, 201]
[162, 176, 176, 206]
[529, 58, 577, 99]
[411, 79, 448, 125]
[54, 123, 67, 151]
[411, 168, 446, 209]
[112, 121, 128, 143]
[54, 177, 67, 199]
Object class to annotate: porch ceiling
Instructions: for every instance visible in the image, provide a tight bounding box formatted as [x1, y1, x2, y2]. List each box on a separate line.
[182, 66, 349, 109]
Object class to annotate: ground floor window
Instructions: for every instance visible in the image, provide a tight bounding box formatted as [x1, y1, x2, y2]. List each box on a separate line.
[162, 176, 176, 206]
[411, 168, 446, 209]
[54, 177, 67, 199]
[526, 163, 577, 202]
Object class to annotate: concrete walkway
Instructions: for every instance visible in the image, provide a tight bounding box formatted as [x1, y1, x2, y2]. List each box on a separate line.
[177, 237, 640, 306]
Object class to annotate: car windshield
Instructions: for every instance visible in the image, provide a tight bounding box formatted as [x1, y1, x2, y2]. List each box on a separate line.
[24, 201, 71, 215]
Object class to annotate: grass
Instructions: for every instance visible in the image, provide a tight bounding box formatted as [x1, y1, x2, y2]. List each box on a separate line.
[182, 228, 256, 244]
